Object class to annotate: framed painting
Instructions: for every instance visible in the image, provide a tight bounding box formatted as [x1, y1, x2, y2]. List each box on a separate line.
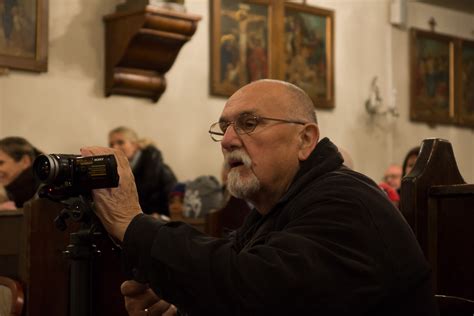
[282, 2, 334, 108]
[210, 0, 270, 97]
[210, 0, 335, 109]
[410, 29, 455, 125]
[0, 0, 48, 72]
[457, 39, 474, 127]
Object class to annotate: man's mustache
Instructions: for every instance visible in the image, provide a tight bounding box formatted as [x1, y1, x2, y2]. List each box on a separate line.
[224, 150, 252, 169]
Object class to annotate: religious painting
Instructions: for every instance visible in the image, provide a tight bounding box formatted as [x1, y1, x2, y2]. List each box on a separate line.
[458, 39, 474, 127]
[211, 0, 269, 96]
[0, 0, 48, 72]
[283, 3, 334, 108]
[410, 29, 455, 125]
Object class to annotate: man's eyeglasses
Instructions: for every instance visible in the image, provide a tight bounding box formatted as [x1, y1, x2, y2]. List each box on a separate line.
[208, 113, 306, 142]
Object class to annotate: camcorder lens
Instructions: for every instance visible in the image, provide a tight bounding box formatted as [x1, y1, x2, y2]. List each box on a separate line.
[34, 156, 51, 181]
[33, 154, 60, 182]
[33, 154, 77, 185]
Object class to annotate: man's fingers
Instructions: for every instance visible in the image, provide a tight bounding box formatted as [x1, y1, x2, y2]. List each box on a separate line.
[121, 280, 149, 296]
[80, 146, 141, 241]
[80, 146, 114, 156]
[124, 289, 160, 314]
[162, 304, 178, 316]
[80, 146, 129, 169]
[149, 300, 174, 316]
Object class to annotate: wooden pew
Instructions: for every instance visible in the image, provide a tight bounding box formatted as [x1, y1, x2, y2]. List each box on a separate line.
[0, 198, 128, 316]
[0, 210, 23, 280]
[175, 196, 252, 238]
[400, 138, 474, 300]
[207, 196, 252, 237]
[0, 199, 70, 316]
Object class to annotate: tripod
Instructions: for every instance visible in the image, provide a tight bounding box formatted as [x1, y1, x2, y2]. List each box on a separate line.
[53, 195, 103, 316]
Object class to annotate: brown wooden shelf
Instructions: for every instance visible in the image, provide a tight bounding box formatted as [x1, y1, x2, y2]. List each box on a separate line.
[103, 5, 201, 102]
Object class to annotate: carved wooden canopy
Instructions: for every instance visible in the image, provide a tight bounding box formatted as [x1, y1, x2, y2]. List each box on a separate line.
[103, 5, 201, 102]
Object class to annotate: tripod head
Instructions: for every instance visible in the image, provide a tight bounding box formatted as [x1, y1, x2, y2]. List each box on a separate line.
[38, 184, 98, 232]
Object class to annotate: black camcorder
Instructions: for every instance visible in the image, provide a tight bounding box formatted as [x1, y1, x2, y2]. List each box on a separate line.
[33, 154, 120, 200]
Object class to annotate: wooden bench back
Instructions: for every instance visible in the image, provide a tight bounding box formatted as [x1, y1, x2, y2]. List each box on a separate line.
[400, 138, 474, 300]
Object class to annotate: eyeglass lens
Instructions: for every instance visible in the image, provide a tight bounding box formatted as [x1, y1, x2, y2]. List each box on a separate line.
[218, 114, 258, 134]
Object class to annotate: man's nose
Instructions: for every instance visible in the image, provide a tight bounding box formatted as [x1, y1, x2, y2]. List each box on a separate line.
[221, 124, 241, 150]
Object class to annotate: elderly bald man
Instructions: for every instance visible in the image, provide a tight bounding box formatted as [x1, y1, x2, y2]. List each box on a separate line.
[82, 80, 437, 316]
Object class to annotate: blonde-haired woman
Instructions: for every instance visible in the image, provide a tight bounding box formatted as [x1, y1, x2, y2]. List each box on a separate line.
[108, 126, 177, 217]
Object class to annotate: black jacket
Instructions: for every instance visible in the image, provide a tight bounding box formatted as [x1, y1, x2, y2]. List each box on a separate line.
[133, 146, 177, 216]
[123, 138, 437, 315]
[5, 166, 40, 208]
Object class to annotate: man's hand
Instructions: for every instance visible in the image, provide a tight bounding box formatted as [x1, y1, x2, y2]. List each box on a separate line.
[0, 201, 16, 210]
[80, 146, 142, 242]
[121, 280, 177, 316]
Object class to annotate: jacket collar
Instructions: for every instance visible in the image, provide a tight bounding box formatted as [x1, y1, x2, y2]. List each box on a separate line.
[277, 137, 344, 205]
[5, 166, 39, 208]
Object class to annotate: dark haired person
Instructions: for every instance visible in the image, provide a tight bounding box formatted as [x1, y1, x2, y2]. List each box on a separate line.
[83, 80, 437, 315]
[0, 136, 42, 209]
[398, 146, 421, 196]
[402, 146, 421, 177]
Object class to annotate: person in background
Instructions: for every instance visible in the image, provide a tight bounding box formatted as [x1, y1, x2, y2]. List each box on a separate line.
[0, 185, 8, 204]
[378, 163, 402, 208]
[383, 163, 402, 191]
[0, 136, 42, 209]
[85, 80, 437, 315]
[108, 126, 177, 217]
[168, 182, 186, 221]
[378, 182, 400, 208]
[402, 146, 421, 178]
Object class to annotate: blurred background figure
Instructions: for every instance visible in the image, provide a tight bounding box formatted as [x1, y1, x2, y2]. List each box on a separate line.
[378, 182, 400, 209]
[182, 175, 223, 219]
[402, 146, 421, 178]
[383, 163, 402, 191]
[379, 163, 402, 208]
[0, 136, 42, 209]
[0, 186, 8, 204]
[169, 182, 186, 220]
[108, 126, 177, 217]
[396, 146, 421, 202]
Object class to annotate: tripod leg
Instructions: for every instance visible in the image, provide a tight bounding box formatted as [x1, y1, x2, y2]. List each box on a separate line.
[67, 231, 96, 316]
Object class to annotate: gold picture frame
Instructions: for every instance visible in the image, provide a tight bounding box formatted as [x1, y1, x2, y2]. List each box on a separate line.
[410, 29, 455, 125]
[0, 0, 48, 72]
[457, 38, 474, 127]
[210, 0, 270, 97]
[282, 2, 334, 108]
[210, 0, 335, 109]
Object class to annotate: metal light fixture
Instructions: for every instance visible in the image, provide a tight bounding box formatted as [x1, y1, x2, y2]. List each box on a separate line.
[365, 76, 399, 117]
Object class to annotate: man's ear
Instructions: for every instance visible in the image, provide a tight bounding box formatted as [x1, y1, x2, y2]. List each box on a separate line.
[298, 123, 319, 161]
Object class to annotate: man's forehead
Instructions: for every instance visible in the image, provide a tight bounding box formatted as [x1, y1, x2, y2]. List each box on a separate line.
[220, 103, 261, 120]
[221, 90, 287, 120]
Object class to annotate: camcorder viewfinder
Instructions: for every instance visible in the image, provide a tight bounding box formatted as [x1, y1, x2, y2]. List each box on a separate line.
[33, 154, 120, 200]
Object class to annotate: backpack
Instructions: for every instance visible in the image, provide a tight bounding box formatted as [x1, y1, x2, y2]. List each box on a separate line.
[183, 175, 223, 219]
